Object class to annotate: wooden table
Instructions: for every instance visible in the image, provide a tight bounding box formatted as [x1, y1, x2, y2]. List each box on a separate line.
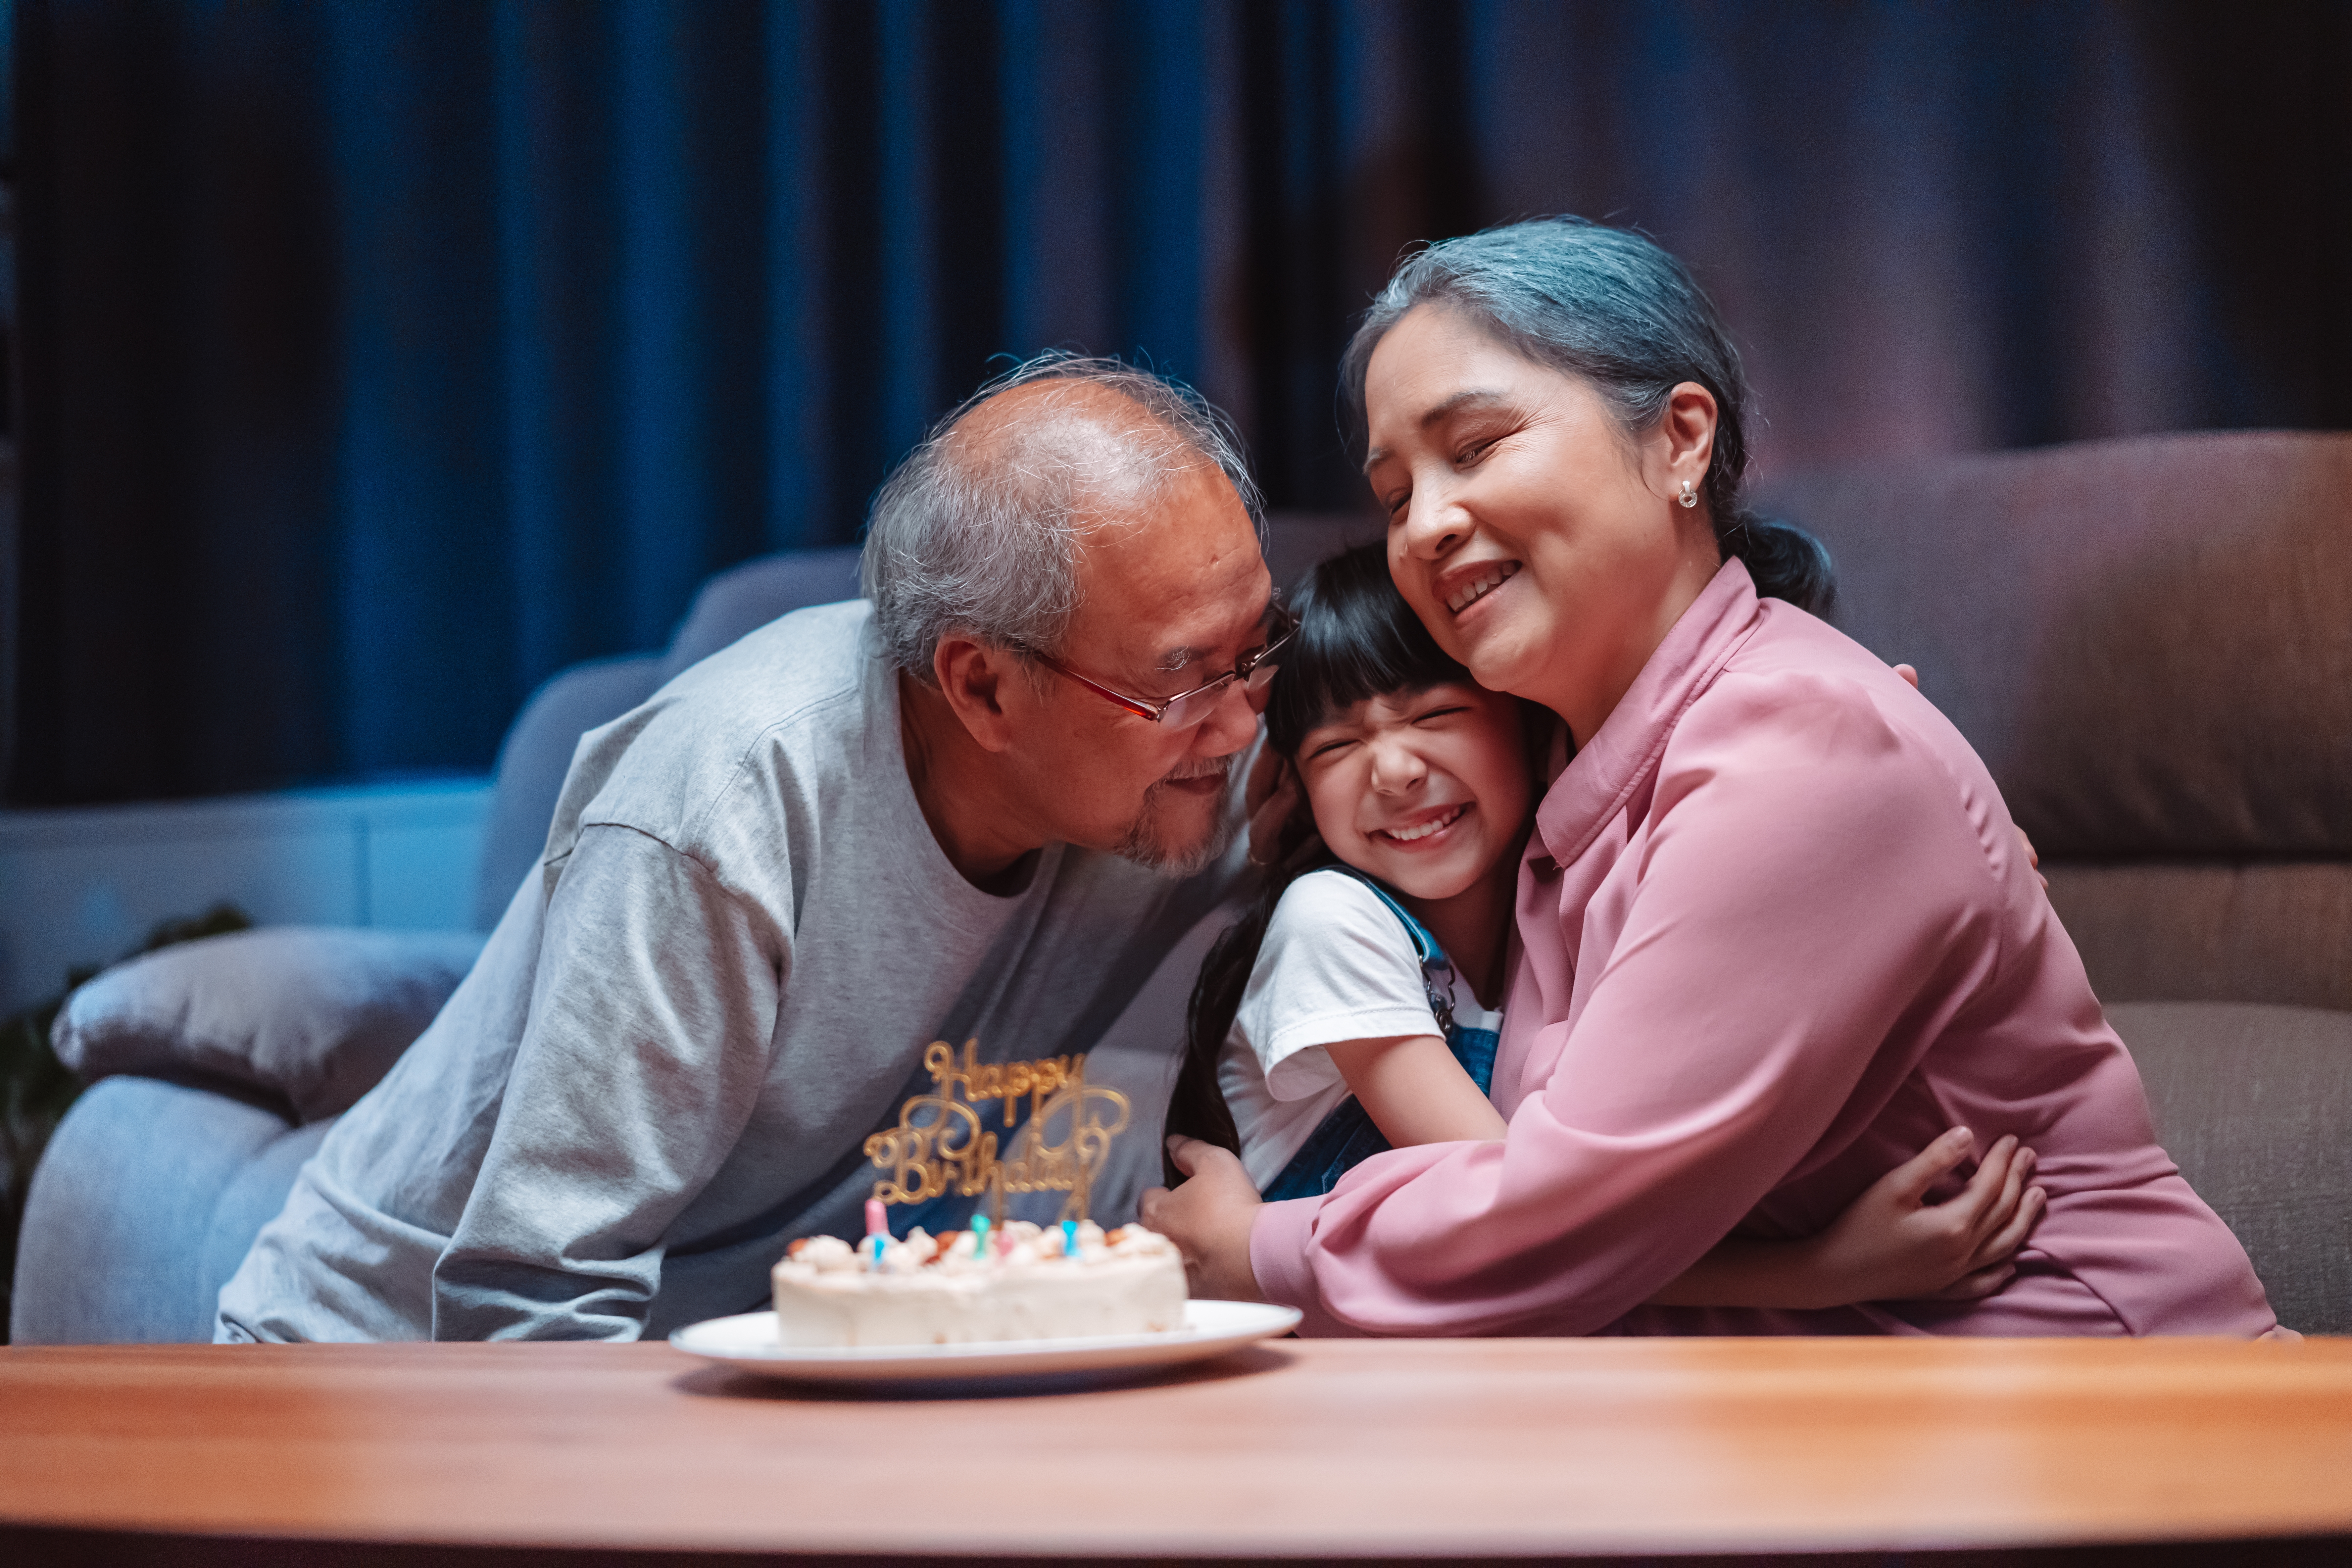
[3, 1336, 2349, 1564]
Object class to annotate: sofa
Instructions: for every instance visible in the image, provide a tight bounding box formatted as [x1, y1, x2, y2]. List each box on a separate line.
[14, 430, 2349, 1340]
[11, 547, 869, 1343]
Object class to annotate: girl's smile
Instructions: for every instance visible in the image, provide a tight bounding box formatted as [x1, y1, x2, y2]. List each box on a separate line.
[1376, 800, 1470, 845]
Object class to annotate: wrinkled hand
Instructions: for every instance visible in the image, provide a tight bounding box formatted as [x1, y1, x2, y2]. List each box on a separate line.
[1244, 747, 1316, 869]
[1806, 1127, 2045, 1305]
[1894, 662, 2047, 890]
[1137, 1137, 1266, 1302]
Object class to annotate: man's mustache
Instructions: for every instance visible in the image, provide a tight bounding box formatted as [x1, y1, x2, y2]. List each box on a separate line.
[1159, 755, 1234, 787]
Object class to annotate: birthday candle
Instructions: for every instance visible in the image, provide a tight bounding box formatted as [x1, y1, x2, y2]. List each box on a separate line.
[970, 1213, 990, 1261]
[1063, 1219, 1079, 1259]
[864, 1198, 887, 1238]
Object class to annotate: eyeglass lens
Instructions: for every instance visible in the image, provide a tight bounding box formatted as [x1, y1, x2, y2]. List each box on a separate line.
[1161, 651, 1282, 729]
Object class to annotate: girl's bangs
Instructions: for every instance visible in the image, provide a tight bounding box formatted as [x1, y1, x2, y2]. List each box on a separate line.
[1265, 544, 1471, 756]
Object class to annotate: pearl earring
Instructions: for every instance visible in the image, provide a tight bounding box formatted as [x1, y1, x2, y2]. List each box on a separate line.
[1678, 479, 1698, 509]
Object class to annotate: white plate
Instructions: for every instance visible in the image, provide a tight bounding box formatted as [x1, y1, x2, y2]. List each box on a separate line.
[669, 1299, 1302, 1383]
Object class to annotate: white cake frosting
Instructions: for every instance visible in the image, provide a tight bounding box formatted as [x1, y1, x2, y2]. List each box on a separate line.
[771, 1220, 1188, 1346]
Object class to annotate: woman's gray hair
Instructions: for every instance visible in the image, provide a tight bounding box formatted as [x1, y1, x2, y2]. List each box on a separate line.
[862, 352, 1265, 683]
[1340, 216, 1834, 615]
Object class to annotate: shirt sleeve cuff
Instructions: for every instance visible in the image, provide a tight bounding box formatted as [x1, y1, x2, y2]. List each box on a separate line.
[1249, 1195, 1362, 1338]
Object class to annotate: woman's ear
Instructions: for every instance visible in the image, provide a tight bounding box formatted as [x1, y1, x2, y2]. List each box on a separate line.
[1646, 381, 1719, 504]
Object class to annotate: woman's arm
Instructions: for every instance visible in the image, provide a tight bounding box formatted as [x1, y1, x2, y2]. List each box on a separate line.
[1325, 1033, 1509, 1146]
[1645, 1128, 2046, 1309]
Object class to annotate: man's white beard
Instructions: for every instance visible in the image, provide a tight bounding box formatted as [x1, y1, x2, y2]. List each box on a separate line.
[1113, 759, 1238, 876]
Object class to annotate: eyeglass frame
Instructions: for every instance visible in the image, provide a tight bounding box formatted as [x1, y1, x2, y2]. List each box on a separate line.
[1025, 615, 1294, 728]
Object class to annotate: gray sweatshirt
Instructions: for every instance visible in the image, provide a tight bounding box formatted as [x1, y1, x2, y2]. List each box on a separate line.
[217, 601, 1244, 1341]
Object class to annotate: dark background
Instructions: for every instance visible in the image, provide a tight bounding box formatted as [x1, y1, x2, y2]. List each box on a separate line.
[11, 0, 2350, 806]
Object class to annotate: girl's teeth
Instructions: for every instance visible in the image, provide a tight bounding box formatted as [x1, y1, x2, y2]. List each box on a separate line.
[1386, 805, 1465, 842]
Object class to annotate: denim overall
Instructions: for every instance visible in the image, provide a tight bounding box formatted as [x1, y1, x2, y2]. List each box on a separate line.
[1260, 866, 1500, 1201]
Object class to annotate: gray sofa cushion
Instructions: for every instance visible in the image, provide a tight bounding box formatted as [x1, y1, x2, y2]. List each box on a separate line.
[10, 1076, 329, 1344]
[1761, 431, 2352, 860]
[2109, 1000, 2352, 1334]
[52, 926, 485, 1124]
[2050, 863, 2352, 1013]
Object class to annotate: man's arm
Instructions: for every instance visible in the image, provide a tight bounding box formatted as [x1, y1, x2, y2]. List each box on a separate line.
[431, 824, 786, 1340]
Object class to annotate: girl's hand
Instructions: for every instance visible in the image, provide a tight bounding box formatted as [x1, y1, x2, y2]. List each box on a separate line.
[1137, 1136, 1267, 1302]
[1805, 1127, 2045, 1304]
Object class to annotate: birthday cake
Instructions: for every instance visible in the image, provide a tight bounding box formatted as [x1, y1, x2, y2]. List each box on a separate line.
[771, 1220, 1188, 1347]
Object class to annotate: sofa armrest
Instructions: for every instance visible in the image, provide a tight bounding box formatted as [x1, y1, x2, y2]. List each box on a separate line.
[53, 927, 486, 1124]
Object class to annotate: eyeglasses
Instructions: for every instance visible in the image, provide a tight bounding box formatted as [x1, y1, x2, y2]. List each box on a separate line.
[1031, 620, 1294, 729]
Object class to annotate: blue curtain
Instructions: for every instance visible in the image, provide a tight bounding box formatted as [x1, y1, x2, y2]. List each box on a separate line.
[14, 0, 2351, 804]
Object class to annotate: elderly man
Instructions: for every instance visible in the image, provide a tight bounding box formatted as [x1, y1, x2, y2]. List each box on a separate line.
[216, 356, 1277, 1341]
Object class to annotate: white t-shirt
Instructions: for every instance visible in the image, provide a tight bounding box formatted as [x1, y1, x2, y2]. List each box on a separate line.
[1217, 870, 1506, 1190]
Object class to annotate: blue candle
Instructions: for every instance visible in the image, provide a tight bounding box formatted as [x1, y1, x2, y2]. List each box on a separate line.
[970, 1213, 990, 1261]
[1063, 1219, 1079, 1259]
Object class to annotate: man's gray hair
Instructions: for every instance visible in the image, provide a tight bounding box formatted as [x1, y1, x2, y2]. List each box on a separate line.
[861, 353, 1264, 683]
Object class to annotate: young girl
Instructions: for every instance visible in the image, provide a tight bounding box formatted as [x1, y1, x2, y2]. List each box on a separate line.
[1164, 544, 2043, 1309]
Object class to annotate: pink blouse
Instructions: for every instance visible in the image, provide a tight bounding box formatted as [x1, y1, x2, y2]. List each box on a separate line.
[1250, 560, 2278, 1338]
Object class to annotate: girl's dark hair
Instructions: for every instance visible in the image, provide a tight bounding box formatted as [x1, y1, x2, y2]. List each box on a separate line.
[1339, 215, 1835, 616]
[1160, 544, 1484, 1179]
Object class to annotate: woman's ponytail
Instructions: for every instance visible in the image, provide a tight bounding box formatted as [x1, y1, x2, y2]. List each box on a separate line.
[1719, 510, 1836, 618]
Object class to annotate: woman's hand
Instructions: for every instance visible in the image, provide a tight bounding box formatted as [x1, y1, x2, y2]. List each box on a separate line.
[1137, 1137, 1267, 1302]
[1803, 1127, 2045, 1304]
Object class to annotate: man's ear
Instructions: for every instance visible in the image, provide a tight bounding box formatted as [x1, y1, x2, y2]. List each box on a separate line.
[930, 633, 1026, 753]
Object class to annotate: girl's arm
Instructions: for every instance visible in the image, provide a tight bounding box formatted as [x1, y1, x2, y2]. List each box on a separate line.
[1324, 1033, 1507, 1146]
[1645, 1128, 2045, 1309]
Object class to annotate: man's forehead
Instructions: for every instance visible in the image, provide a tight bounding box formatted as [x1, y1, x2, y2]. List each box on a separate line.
[1069, 473, 1269, 669]
[1083, 564, 1272, 671]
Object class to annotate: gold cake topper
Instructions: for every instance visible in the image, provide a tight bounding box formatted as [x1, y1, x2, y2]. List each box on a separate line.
[863, 1040, 1130, 1223]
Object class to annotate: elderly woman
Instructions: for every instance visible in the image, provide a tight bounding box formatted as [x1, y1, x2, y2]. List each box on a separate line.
[1146, 217, 2281, 1338]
